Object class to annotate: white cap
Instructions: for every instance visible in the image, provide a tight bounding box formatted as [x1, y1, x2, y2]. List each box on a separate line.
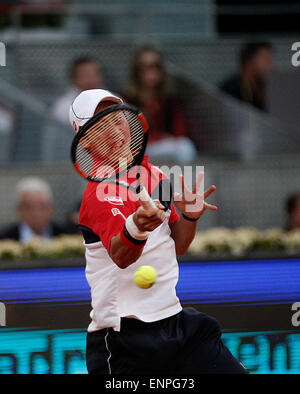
[69, 88, 123, 132]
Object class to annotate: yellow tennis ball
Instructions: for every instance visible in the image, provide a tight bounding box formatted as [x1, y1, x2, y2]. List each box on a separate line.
[134, 265, 157, 289]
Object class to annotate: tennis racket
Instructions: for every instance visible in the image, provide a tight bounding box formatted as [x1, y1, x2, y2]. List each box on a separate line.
[70, 103, 156, 208]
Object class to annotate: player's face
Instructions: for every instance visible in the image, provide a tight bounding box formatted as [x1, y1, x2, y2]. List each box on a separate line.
[83, 101, 132, 167]
[93, 111, 131, 163]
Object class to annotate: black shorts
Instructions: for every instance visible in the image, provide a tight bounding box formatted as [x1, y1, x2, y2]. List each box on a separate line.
[86, 307, 248, 374]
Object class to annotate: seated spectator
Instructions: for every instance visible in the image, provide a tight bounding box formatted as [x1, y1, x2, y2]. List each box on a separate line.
[0, 177, 66, 243]
[125, 46, 196, 164]
[52, 56, 104, 125]
[285, 193, 300, 231]
[220, 41, 274, 111]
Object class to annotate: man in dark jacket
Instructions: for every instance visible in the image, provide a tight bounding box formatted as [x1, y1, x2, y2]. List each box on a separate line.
[0, 177, 65, 243]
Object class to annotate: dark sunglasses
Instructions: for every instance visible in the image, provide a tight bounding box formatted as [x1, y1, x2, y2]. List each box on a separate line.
[138, 62, 162, 71]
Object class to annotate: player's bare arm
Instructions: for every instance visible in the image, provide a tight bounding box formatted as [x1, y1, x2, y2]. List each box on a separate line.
[109, 200, 165, 269]
[170, 172, 217, 255]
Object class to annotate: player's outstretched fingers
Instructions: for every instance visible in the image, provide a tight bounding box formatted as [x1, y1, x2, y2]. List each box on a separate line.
[204, 185, 216, 199]
[179, 175, 191, 198]
[192, 172, 204, 194]
[204, 201, 218, 211]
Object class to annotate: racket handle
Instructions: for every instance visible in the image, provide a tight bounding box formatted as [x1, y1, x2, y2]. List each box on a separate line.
[137, 186, 156, 209]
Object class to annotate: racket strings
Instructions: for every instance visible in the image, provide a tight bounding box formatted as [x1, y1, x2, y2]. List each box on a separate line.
[80, 118, 142, 177]
[82, 113, 142, 161]
[74, 109, 144, 180]
[80, 111, 141, 155]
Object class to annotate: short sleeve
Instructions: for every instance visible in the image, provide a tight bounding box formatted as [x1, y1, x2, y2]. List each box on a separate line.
[80, 183, 138, 253]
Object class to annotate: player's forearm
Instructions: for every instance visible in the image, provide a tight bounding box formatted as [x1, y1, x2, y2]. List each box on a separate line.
[170, 217, 198, 255]
[110, 233, 143, 269]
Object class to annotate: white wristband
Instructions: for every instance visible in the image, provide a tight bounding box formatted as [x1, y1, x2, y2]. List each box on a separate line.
[125, 214, 149, 240]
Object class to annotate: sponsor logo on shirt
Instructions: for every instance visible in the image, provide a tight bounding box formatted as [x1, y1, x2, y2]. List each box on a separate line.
[104, 196, 124, 205]
[111, 208, 127, 221]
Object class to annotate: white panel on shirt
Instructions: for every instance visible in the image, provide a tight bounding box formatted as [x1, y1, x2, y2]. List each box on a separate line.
[85, 209, 182, 332]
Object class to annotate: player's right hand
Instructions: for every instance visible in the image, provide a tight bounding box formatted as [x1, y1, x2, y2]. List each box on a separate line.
[133, 199, 166, 232]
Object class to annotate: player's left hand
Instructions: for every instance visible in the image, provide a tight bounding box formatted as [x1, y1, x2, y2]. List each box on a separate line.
[173, 172, 217, 220]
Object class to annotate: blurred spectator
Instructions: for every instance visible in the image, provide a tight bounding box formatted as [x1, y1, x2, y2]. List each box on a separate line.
[52, 56, 103, 125]
[0, 177, 66, 243]
[125, 46, 196, 164]
[220, 41, 274, 111]
[285, 193, 300, 231]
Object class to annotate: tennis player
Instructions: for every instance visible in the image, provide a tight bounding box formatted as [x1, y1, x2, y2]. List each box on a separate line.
[70, 89, 248, 374]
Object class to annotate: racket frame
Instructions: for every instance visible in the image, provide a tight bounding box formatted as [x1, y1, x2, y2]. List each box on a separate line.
[70, 103, 149, 183]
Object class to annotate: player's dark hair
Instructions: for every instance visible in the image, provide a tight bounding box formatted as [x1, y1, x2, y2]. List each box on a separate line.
[69, 56, 101, 80]
[240, 41, 273, 67]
